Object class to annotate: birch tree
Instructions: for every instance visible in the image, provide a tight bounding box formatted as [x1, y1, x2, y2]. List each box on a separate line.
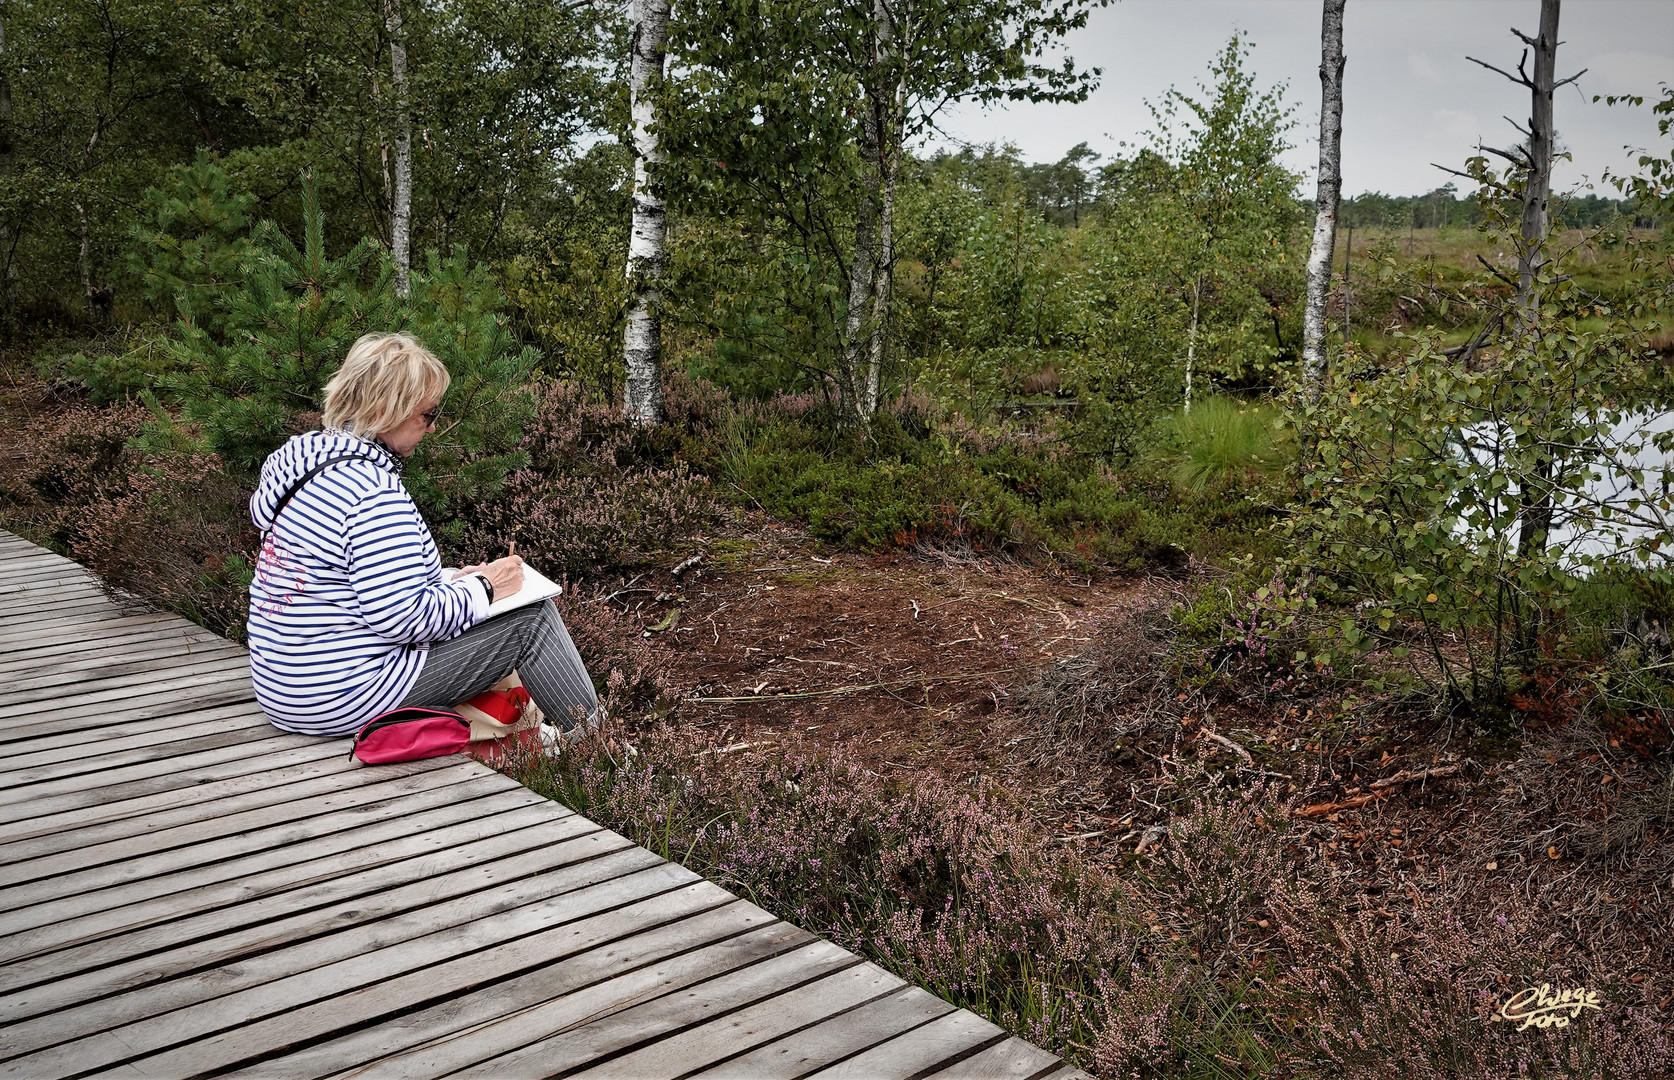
[623, 0, 671, 426]
[387, 0, 413, 298]
[0, 8, 14, 310]
[666, 0, 1103, 431]
[1300, 0, 1345, 412]
[1140, 36, 1300, 412]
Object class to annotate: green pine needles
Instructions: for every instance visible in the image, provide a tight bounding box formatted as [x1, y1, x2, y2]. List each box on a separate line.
[135, 166, 535, 532]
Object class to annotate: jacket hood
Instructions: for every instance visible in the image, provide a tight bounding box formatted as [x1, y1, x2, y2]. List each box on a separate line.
[251, 429, 401, 532]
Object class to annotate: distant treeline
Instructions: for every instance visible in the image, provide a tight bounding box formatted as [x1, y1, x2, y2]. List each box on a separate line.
[951, 143, 1659, 232]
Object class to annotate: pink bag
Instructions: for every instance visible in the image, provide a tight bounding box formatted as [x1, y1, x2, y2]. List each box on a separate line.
[349, 706, 471, 764]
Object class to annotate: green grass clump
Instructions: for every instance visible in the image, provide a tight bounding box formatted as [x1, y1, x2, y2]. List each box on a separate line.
[1168, 396, 1287, 495]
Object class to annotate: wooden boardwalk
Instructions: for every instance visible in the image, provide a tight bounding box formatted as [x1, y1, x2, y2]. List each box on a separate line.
[0, 531, 1082, 1080]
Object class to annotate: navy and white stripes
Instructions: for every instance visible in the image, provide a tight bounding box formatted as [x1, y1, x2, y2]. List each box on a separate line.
[247, 430, 487, 736]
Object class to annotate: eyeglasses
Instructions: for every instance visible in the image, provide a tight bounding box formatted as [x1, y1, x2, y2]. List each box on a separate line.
[420, 407, 442, 427]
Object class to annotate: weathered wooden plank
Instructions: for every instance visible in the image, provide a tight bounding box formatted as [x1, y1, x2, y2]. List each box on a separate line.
[0, 728, 313, 806]
[0, 641, 248, 696]
[0, 734, 334, 825]
[0, 651, 251, 707]
[3, 756, 496, 890]
[1, 706, 271, 774]
[0, 682, 257, 742]
[0, 586, 108, 619]
[0, 578, 97, 604]
[0, 811, 605, 1020]
[570, 960, 909, 1079]
[5, 635, 231, 674]
[243, 911, 811, 1080]
[0, 785, 555, 978]
[0, 592, 151, 626]
[0, 611, 187, 651]
[3, 866, 715, 1078]
[0, 765, 494, 913]
[0, 555, 75, 578]
[0, 829, 649, 1053]
[0, 731, 343, 842]
[693, 987, 957, 1079]
[203, 893, 789, 1080]
[0, 562, 90, 586]
[804, 1010, 1008, 1079]
[0, 622, 224, 666]
[0, 734, 423, 857]
[919, 1038, 1084, 1080]
[448, 940, 861, 1080]
[0, 721, 274, 789]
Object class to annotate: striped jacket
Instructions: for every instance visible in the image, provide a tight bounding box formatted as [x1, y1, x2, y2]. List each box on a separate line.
[247, 430, 487, 736]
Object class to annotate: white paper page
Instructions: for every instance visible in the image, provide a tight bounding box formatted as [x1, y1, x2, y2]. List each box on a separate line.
[483, 563, 563, 618]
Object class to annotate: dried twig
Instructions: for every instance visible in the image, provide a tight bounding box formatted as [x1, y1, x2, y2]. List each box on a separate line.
[690, 667, 1024, 704]
[1202, 729, 1254, 766]
[1369, 761, 1470, 790]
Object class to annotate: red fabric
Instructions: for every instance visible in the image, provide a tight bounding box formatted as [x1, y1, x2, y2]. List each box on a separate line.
[463, 686, 530, 724]
[352, 708, 471, 764]
[462, 687, 539, 766]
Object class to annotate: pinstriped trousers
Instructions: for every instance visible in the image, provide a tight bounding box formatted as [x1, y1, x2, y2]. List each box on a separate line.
[400, 600, 601, 733]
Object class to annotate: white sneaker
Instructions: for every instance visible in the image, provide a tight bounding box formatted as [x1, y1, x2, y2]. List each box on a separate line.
[538, 723, 561, 755]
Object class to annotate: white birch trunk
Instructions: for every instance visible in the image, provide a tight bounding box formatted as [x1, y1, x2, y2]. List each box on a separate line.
[0, 10, 15, 299]
[1183, 276, 1201, 414]
[387, 0, 413, 299]
[841, 102, 881, 429]
[622, 0, 671, 426]
[1301, 0, 1345, 408]
[863, 0, 903, 421]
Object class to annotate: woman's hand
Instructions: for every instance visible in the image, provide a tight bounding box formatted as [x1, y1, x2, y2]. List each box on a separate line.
[455, 556, 524, 601]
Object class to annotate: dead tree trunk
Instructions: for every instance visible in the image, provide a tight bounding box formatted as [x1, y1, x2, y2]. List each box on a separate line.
[622, 0, 671, 426]
[387, 0, 413, 299]
[1301, 0, 1346, 416]
[1467, 0, 1586, 649]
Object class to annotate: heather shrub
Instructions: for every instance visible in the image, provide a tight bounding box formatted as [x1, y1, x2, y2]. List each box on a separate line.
[1271, 891, 1673, 1079]
[0, 404, 256, 638]
[502, 726, 1674, 1078]
[505, 724, 1147, 1061]
[548, 585, 671, 709]
[0, 405, 144, 542]
[457, 379, 716, 576]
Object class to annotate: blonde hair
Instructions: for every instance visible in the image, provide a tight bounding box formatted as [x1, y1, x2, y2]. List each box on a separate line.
[321, 333, 449, 437]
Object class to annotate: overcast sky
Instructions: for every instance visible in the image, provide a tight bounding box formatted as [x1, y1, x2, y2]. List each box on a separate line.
[930, 0, 1674, 198]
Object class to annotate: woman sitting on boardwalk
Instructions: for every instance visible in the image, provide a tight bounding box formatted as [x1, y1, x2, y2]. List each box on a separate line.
[246, 332, 600, 741]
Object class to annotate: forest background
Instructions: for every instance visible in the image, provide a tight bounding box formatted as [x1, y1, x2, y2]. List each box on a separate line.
[3, 0, 1674, 1076]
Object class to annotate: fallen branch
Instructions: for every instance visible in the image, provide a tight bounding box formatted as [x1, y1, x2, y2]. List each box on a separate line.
[671, 554, 704, 578]
[1202, 730, 1254, 765]
[689, 667, 1024, 704]
[1294, 791, 1389, 818]
[1290, 766, 1471, 818]
[1369, 762, 1470, 790]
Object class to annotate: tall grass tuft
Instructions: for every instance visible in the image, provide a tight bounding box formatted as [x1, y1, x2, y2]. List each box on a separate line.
[1169, 396, 1284, 494]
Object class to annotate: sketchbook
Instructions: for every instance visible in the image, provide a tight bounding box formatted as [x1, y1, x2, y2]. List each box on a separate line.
[448, 563, 563, 618]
